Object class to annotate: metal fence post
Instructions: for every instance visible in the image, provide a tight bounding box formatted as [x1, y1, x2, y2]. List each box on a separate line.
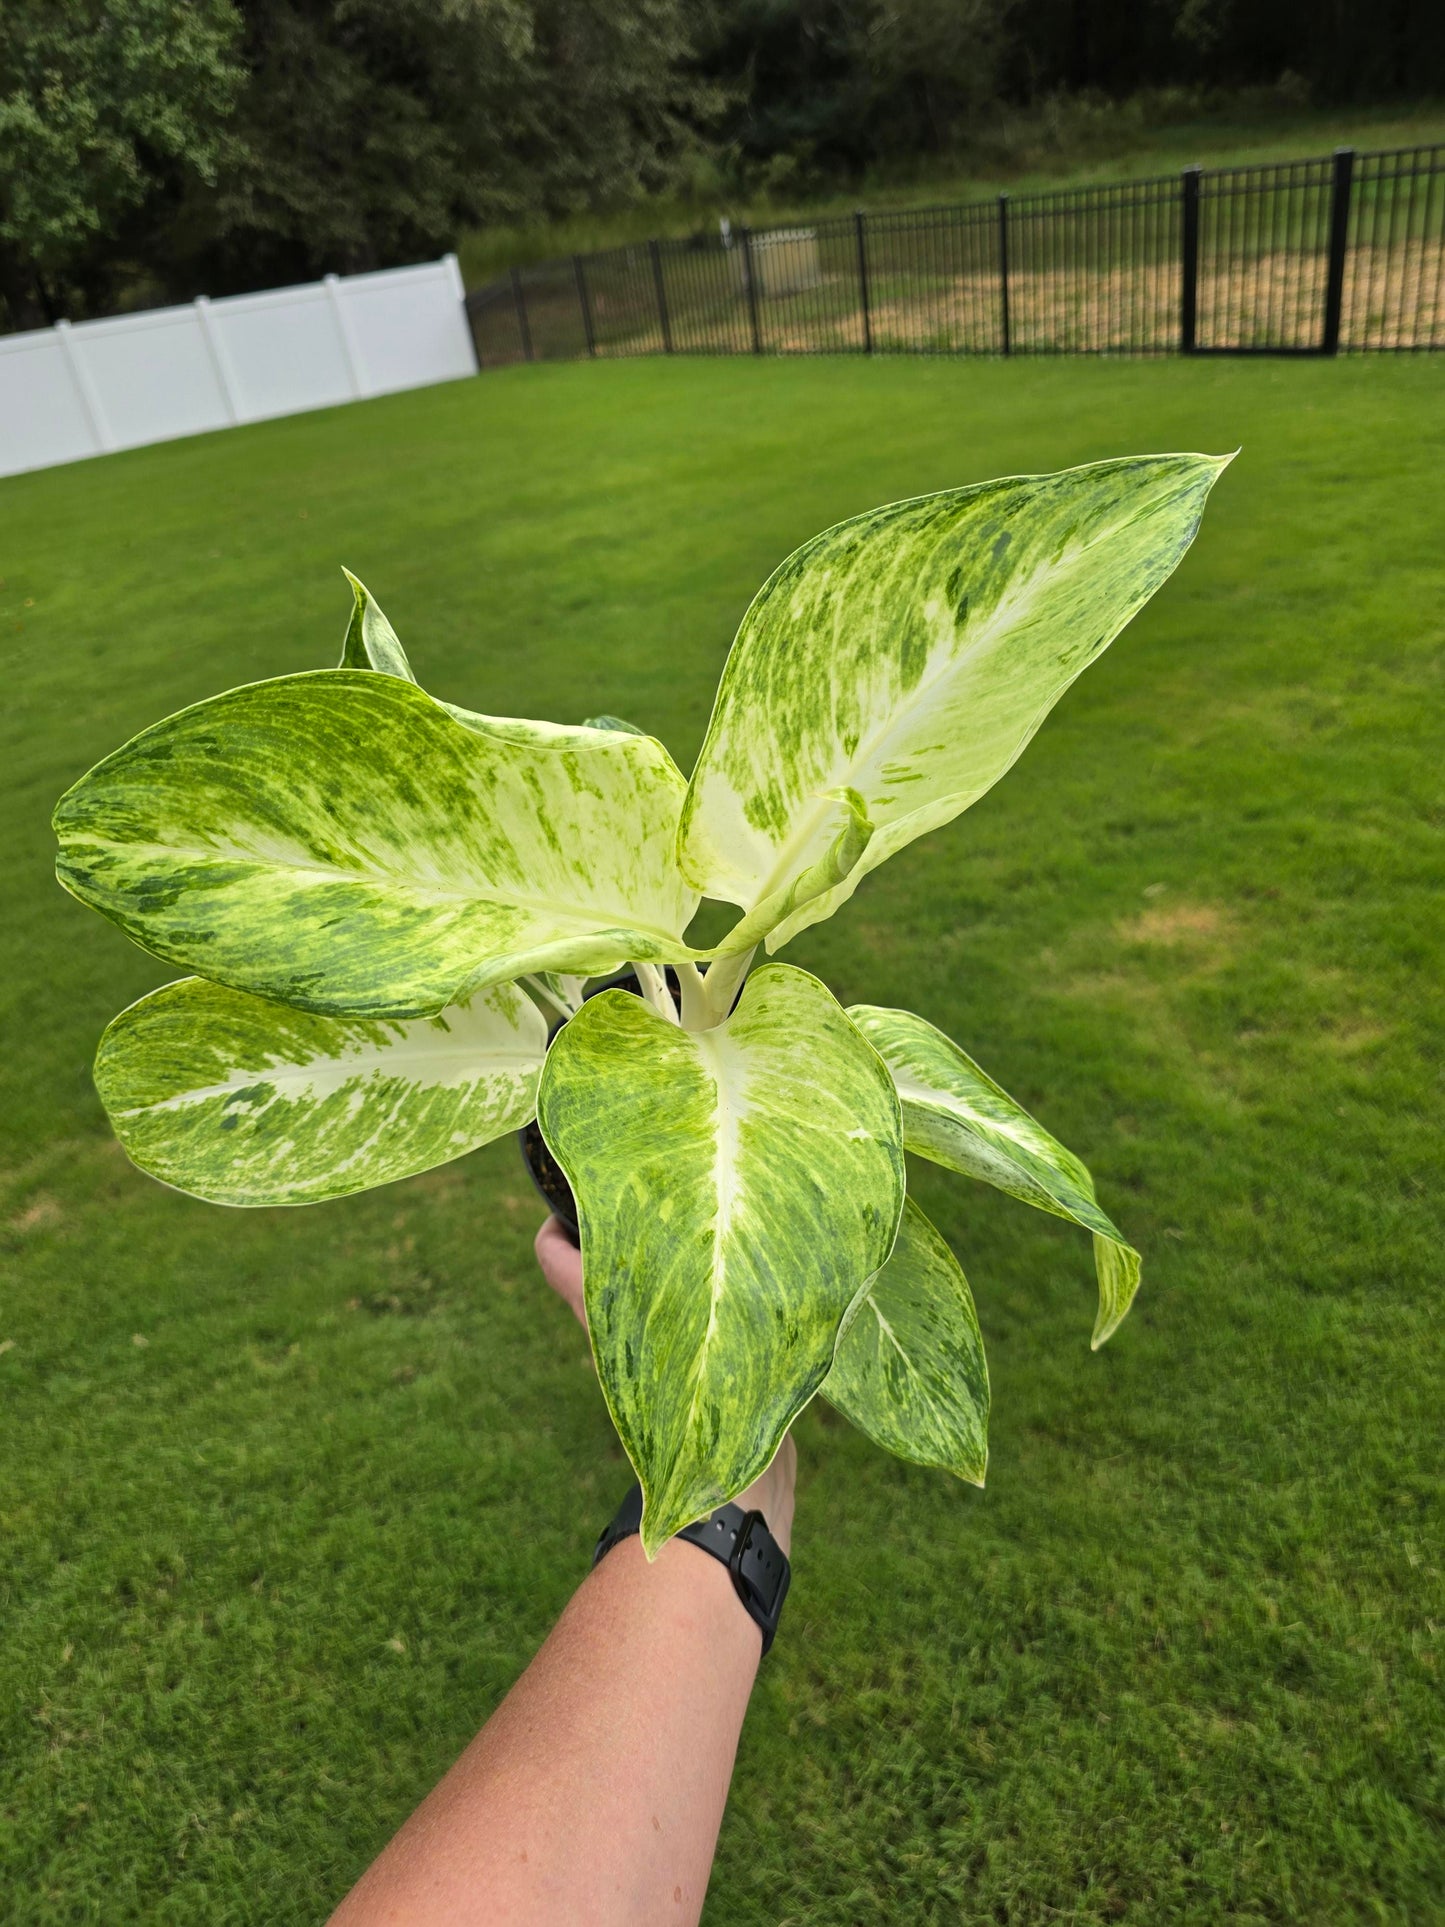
[573, 253, 597, 358]
[510, 266, 534, 362]
[1180, 167, 1201, 353]
[1322, 147, 1355, 355]
[997, 196, 1011, 356]
[740, 226, 763, 354]
[854, 210, 873, 355]
[649, 239, 673, 354]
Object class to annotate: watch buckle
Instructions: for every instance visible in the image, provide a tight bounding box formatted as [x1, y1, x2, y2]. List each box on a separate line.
[730, 1509, 787, 1617]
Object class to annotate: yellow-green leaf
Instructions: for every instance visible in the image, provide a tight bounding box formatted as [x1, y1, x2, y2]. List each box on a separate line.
[825, 1197, 988, 1484]
[95, 976, 547, 1206]
[850, 1004, 1140, 1347]
[680, 454, 1230, 951]
[339, 569, 415, 681]
[537, 964, 905, 1554]
[54, 671, 701, 1019]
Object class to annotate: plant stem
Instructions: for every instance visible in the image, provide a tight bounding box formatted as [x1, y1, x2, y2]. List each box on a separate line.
[633, 962, 680, 1024]
[676, 960, 710, 1030]
[520, 974, 577, 1025]
[701, 946, 756, 1026]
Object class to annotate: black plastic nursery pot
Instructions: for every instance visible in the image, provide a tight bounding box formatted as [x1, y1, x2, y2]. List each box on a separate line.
[518, 967, 683, 1247]
[519, 1116, 581, 1243]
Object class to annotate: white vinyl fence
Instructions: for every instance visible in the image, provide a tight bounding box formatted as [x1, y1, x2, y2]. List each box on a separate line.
[0, 255, 476, 481]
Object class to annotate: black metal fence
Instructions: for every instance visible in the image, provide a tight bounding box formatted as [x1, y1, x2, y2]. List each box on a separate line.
[466, 143, 1445, 367]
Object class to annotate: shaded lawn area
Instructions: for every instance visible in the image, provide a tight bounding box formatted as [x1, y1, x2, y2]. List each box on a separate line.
[2, 353, 1440, 1925]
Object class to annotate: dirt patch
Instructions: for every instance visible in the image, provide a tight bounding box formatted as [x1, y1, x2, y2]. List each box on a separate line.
[1115, 903, 1232, 948]
[10, 1193, 63, 1235]
[1315, 1016, 1390, 1055]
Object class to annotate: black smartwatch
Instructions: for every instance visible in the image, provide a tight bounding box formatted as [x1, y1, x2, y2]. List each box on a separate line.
[593, 1482, 791, 1656]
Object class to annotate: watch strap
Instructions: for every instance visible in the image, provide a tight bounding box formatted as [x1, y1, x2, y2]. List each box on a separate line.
[593, 1482, 790, 1656]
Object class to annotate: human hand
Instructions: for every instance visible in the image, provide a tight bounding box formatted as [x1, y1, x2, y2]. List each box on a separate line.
[535, 1214, 585, 1326]
[533, 1215, 797, 1556]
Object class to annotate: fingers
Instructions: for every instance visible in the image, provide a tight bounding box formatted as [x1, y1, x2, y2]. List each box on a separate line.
[535, 1216, 587, 1329]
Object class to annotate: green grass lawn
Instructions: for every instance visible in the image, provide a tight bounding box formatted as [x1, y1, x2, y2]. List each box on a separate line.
[3, 352, 1442, 1924]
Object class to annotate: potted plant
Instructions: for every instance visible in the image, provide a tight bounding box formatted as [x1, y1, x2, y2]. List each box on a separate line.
[54, 453, 1228, 1554]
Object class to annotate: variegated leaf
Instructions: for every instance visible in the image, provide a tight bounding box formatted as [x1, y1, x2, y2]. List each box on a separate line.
[537, 963, 905, 1555]
[339, 569, 415, 681]
[712, 787, 873, 958]
[440, 701, 683, 757]
[94, 976, 547, 1205]
[825, 1197, 988, 1484]
[849, 1004, 1140, 1348]
[54, 671, 701, 1019]
[680, 454, 1230, 949]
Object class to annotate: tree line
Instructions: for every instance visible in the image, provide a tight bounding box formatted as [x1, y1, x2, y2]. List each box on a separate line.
[3, 0, 1441, 329]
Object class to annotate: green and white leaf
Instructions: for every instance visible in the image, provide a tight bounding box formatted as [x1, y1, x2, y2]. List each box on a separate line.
[712, 787, 873, 958]
[680, 454, 1230, 950]
[825, 1197, 989, 1484]
[442, 702, 683, 756]
[537, 963, 905, 1555]
[54, 671, 701, 1020]
[849, 1004, 1140, 1348]
[339, 569, 415, 681]
[94, 976, 547, 1206]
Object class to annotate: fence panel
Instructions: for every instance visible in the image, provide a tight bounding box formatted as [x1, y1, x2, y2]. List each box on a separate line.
[1, 256, 475, 480]
[655, 238, 753, 355]
[507, 258, 591, 362]
[1194, 157, 1335, 351]
[859, 203, 1002, 354]
[747, 218, 867, 353]
[205, 282, 361, 418]
[582, 247, 666, 357]
[338, 256, 476, 393]
[0, 329, 110, 474]
[1008, 177, 1180, 353]
[467, 278, 530, 367]
[1343, 145, 1445, 350]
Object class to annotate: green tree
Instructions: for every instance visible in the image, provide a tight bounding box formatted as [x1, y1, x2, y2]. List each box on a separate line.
[848, 0, 1013, 156]
[696, 0, 1010, 183]
[0, 0, 243, 326]
[166, 0, 718, 296]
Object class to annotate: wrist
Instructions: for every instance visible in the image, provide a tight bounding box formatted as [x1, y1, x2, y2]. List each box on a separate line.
[592, 1482, 791, 1655]
[589, 1532, 766, 1667]
[733, 1434, 796, 1557]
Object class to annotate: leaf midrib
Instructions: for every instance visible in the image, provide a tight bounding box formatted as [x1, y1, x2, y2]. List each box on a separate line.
[743, 486, 1174, 910]
[69, 838, 691, 947]
[124, 1041, 542, 1116]
[683, 1022, 748, 1437]
[747, 545, 1060, 906]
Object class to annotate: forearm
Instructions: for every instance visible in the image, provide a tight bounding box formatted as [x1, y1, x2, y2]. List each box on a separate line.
[330, 1536, 762, 1927]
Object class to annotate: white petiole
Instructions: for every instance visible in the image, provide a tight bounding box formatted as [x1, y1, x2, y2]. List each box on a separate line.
[699, 946, 756, 1028]
[675, 960, 710, 1030]
[520, 974, 580, 1025]
[633, 961, 681, 1024]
